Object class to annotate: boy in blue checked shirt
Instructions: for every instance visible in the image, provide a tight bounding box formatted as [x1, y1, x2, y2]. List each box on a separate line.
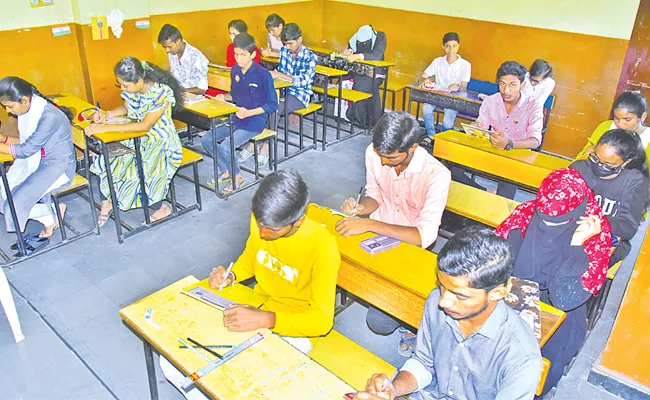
[201, 33, 278, 193]
[270, 23, 317, 124]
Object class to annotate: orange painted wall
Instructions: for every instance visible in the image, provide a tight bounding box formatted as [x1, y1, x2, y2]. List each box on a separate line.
[149, 1, 324, 71]
[321, 1, 629, 157]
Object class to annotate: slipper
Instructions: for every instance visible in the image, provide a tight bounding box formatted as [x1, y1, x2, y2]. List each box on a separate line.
[13, 236, 50, 258]
[207, 175, 232, 188]
[222, 179, 246, 194]
[257, 154, 269, 167]
[97, 208, 114, 228]
[10, 233, 42, 251]
[398, 334, 417, 357]
[238, 148, 254, 163]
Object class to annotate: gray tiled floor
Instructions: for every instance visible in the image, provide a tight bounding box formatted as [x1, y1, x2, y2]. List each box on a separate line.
[0, 124, 640, 399]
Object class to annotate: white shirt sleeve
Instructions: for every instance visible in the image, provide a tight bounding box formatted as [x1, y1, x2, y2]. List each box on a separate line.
[461, 60, 471, 83]
[534, 77, 555, 108]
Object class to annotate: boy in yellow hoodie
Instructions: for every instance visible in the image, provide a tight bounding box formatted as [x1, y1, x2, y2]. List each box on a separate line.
[161, 170, 340, 400]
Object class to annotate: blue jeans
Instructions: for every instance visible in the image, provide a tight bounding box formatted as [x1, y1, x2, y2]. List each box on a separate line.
[422, 103, 458, 136]
[201, 124, 261, 178]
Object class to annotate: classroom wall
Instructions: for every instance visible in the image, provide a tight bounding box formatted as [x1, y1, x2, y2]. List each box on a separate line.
[322, 1, 633, 157]
[0, 0, 74, 30]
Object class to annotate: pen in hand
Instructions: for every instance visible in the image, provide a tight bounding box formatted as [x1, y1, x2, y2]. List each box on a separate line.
[352, 186, 364, 215]
[219, 262, 234, 291]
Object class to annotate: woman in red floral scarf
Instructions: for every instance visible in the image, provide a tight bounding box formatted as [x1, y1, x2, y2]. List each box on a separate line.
[495, 168, 612, 396]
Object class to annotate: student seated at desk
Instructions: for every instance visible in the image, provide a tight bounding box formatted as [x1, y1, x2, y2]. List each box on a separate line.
[158, 24, 209, 96]
[85, 57, 183, 225]
[161, 170, 341, 400]
[571, 129, 650, 265]
[201, 33, 278, 193]
[495, 168, 612, 395]
[353, 226, 542, 400]
[261, 13, 285, 58]
[336, 112, 450, 354]
[225, 19, 261, 68]
[522, 59, 555, 107]
[610, 91, 650, 154]
[453, 61, 543, 199]
[420, 32, 471, 136]
[342, 25, 387, 128]
[0, 77, 75, 253]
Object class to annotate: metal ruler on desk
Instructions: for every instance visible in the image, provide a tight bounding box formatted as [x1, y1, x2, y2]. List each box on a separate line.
[180, 332, 265, 389]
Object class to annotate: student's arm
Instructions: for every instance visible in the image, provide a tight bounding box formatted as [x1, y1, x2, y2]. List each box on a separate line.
[475, 98, 491, 128]
[229, 216, 259, 282]
[460, 61, 471, 90]
[610, 175, 648, 240]
[0, 112, 60, 157]
[519, 99, 544, 148]
[270, 235, 341, 337]
[419, 60, 437, 86]
[494, 355, 542, 400]
[360, 145, 383, 215]
[276, 51, 317, 91]
[85, 104, 166, 136]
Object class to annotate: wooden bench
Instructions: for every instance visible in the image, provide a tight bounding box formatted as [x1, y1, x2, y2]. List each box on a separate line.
[445, 181, 519, 228]
[279, 103, 322, 161]
[170, 148, 203, 213]
[382, 80, 409, 111]
[239, 129, 278, 180]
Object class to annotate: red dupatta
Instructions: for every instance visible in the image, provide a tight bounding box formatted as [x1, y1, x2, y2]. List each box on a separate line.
[495, 168, 612, 295]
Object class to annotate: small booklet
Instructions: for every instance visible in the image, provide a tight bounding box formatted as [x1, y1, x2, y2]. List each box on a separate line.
[460, 123, 492, 139]
[504, 277, 542, 339]
[181, 279, 268, 310]
[183, 93, 206, 105]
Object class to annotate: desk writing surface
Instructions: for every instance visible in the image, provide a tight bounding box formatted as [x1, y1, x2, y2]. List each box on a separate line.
[120, 276, 354, 399]
[184, 98, 239, 119]
[307, 203, 564, 346]
[316, 65, 348, 77]
[447, 181, 518, 228]
[434, 130, 571, 188]
[208, 70, 292, 91]
[0, 153, 14, 163]
[408, 84, 483, 104]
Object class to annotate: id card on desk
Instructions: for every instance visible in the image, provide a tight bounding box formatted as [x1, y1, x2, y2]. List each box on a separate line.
[360, 235, 401, 255]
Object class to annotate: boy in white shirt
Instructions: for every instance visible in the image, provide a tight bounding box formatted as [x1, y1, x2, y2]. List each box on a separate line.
[158, 24, 209, 95]
[419, 32, 471, 137]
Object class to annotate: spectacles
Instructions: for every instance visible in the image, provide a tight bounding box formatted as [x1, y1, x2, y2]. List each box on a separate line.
[589, 153, 623, 171]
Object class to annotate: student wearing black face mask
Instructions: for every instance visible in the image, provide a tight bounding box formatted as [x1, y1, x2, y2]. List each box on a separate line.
[341, 25, 387, 128]
[571, 129, 650, 264]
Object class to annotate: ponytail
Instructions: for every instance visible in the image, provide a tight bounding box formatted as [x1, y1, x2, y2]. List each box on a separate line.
[114, 56, 183, 111]
[0, 76, 73, 122]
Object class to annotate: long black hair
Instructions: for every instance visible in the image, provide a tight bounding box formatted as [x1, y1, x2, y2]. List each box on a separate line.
[598, 128, 650, 211]
[530, 59, 553, 80]
[0, 76, 73, 121]
[113, 57, 183, 111]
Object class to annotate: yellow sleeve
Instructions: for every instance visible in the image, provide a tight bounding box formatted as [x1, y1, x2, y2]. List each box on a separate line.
[231, 215, 258, 282]
[272, 234, 341, 337]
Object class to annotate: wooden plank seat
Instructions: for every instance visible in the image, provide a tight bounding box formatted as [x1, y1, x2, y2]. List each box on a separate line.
[279, 103, 323, 162]
[382, 80, 409, 111]
[445, 181, 519, 228]
[313, 86, 373, 102]
[51, 173, 88, 196]
[238, 129, 278, 181]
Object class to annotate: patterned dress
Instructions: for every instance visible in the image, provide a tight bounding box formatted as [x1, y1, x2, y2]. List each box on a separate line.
[90, 83, 182, 211]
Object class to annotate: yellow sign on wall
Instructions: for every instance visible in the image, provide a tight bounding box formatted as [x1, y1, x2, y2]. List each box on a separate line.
[30, 0, 54, 7]
[91, 16, 109, 40]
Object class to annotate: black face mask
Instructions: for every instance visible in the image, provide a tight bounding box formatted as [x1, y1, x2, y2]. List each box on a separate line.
[356, 39, 373, 54]
[589, 158, 622, 178]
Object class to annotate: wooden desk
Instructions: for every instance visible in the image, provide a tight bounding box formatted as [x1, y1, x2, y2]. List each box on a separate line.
[120, 276, 355, 400]
[590, 230, 650, 394]
[179, 98, 240, 198]
[433, 130, 571, 190]
[306, 203, 565, 347]
[207, 67, 292, 92]
[408, 84, 483, 118]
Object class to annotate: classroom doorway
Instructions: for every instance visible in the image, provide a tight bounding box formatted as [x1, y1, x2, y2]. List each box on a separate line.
[615, 0, 650, 104]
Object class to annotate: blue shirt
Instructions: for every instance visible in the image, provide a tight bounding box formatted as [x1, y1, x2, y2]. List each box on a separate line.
[401, 289, 542, 400]
[277, 45, 317, 107]
[230, 62, 278, 132]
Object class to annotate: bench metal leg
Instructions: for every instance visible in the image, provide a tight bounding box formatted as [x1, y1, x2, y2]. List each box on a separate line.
[143, 341, 159, 400]
[53, 195, 67, 241]
[284, 96, 289, 158]
[402, 89, 407, 112]
[391, 90, 396, 111]
[0, 165, 27, 257]
[101, 142, 125, 244]
[84, 146, 100, 235]
[299, 115, 304, 150]
[134, 138, 151, 226]
[193, 163, 202, 211]
[336, 78, 343, 140]
[169, 177, 178, 214]
[253, 141, 260, 180]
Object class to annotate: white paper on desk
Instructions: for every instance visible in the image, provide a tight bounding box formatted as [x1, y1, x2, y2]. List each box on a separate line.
[326, 207, 350, 217]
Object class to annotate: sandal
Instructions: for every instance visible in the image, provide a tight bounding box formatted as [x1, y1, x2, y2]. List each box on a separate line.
[257, 154, 269, 167]
[39, 203, 67, 238]
[12, 236, 50, 258]
[97, 208, 114, 228]
[10, 233, 42, 251]
[207, 174, 232, 188]
[222, 179, 246, 194]
[238, 148, 254, 162]
[398, 333, 417, 357]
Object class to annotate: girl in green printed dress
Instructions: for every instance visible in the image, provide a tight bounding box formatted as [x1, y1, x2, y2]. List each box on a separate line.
[85, 57, 183, 226]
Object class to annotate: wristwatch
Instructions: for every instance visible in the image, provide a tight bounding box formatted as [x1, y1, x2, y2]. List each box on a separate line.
[504, 140, 514, 150]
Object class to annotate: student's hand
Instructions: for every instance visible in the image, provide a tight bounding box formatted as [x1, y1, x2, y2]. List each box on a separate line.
[342, 49, 353, 56]
[419, 77, 434, 88]
[92, 110, 109, 124]
[208, 94, 226, 102]
[363, 373, 397, 400]
[84, 124, 107, 137]
[489, 131, 509, 149]
[353, 391, 393, 400]
[223, 304, 275, 331]
[341, 197, 365, 216]
[270, 70, 280, 79]
[347, 54, 363, 63]
[571, 215, 602, 246]
[236, 107, 253, 119]
[335, 217, 371, 237]
[261, 48, 272, 57]
[448, 83, 460, 92]
[208, 266, 235, 289]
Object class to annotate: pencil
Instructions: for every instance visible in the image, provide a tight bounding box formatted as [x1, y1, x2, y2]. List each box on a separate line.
[382, 370, 399, 392]
[186, 337, 223, 359]
[353, 186, 364, 214]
